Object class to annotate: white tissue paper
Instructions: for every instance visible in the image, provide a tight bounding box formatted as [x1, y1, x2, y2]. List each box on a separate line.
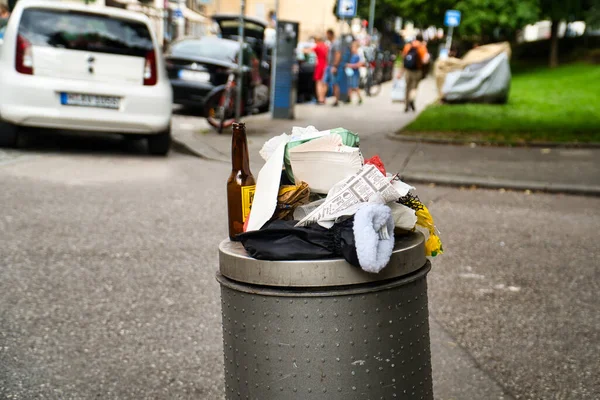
[259, 133, 290, 161]
[388, 202, 417, 230]
[246, 142, 287, 232]
[249, 126, 325, 232]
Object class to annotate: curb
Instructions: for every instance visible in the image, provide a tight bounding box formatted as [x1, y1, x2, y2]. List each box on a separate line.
[171, 134, 229, 163]
[387, 134, 600, 149]
[401, 173, 600, 197]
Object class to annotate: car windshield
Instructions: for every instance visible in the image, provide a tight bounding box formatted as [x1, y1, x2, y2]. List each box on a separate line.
[170, 39, 239, 63]
[17, 8, 153, 57]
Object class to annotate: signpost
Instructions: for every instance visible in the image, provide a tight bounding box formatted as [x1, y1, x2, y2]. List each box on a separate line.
[337, 0, 357, 19]
[444, 9, 461, 52]
[235, 0, 246, 121]
[269, 0, 279, 117]
[368, 0, 376, 37]
[336, 0, 356, 103]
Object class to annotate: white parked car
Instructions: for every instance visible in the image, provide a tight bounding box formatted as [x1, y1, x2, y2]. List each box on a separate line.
[0, 0, 173, 155]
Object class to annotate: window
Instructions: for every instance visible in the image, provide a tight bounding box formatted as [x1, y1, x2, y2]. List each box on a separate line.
[18, 8, 153, 57]
[170, 38, 239, 63]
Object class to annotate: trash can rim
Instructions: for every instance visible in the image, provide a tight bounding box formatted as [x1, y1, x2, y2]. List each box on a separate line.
[216, 260, 431, 297]
[218, 231, 428, 288]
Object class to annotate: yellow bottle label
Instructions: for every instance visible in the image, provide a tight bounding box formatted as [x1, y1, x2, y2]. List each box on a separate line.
[241, 185, 256, 222]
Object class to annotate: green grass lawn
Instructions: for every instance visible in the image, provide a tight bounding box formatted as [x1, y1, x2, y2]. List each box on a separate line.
[402, 63, 600, 144]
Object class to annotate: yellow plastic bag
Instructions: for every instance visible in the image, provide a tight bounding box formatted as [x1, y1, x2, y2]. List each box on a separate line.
[274, 182, 311, 220]
[425, 232, 443, 257]
[400, 195, 444, 257]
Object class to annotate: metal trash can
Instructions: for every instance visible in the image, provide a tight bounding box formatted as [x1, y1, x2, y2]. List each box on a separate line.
[217, 231, 433, 399]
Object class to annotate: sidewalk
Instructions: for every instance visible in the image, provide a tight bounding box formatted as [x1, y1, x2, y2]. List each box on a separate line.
[171, 77, 438, 164]
[172, 78, 600, 196]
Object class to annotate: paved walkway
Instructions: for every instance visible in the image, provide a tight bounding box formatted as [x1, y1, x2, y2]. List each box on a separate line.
[172, 78, 600, 196]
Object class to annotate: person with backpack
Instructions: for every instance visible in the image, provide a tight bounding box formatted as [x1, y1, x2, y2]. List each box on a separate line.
[400, 34, 430, 112]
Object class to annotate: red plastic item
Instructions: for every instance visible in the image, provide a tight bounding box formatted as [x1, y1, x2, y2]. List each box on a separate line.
[365, 155, 386, 176]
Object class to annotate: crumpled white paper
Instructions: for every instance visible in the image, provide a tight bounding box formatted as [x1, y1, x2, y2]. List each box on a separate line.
[249, 126, 323, 232]
[246, 142, 287, 232]
[258, 126, 321, 161]
[259, 133, 289, 161]
[388, 202, 417, 230]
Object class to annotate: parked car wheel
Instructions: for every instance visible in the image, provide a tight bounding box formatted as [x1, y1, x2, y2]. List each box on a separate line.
[147, 129, 171, 156]
[0, 121, 19, 148]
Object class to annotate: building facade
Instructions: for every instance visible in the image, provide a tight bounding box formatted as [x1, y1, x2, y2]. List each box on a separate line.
[61, 0, 341, 45]
[204, 0, 339, 42]
[103, 0, 206, 44]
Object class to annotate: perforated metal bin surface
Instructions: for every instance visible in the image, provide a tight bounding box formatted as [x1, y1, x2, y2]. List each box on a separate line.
[217, 232, 433, 400]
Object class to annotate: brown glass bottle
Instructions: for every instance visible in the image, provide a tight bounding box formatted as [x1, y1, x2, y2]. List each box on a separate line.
[227, 122, 256, 240]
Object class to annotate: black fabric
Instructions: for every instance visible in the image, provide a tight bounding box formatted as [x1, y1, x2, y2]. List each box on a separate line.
[404, 45, 419, 70]
[236, 219, 360, 268]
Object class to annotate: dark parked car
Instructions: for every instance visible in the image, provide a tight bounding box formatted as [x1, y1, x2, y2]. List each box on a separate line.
[166, 37, 253, 109]
[165, 15, 270, 114]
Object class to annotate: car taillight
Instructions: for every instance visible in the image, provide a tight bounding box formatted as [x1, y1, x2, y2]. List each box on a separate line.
[15, 35, 34, 75]
[143, 50, 157, 86]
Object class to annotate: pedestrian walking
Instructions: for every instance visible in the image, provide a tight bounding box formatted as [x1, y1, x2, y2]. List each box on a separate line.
[305, 35, 329, 105]
[324, 29, 342, 107]
[346, 40, 364, 105]
[399, 33, 430, 112]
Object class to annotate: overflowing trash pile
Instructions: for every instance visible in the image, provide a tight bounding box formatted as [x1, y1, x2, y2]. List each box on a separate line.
[237, 126, 443, 274]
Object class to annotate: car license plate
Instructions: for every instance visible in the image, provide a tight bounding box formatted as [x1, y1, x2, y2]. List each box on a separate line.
[179, 70, 210, 83]
[60, 93, 120, 109]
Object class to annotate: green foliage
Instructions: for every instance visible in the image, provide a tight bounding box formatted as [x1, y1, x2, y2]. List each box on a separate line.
[402, 63, 600, 144]
[455, 0, 539, 40]
[588, 1, 600, 27]
[332, 0, 598, 49]
[389, 0, 450, 28]
[539, 0, 595, 21]
[338, 0, 538, 42]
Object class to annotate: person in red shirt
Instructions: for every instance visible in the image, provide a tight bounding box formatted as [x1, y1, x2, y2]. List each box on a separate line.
[306, 36, 329, 105]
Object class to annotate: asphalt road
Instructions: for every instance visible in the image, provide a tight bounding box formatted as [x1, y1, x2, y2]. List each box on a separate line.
[0, 126, 598, 399]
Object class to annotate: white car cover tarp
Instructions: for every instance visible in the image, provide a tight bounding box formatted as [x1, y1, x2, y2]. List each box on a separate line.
[434, 42, 512, 103]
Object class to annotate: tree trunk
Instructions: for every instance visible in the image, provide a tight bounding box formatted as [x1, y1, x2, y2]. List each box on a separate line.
[549, 19, 560, 68]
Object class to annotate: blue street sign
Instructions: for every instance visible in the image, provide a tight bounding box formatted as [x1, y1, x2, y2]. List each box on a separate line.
[337, 0, 357, 18]
[174, 8, 184, 19]
[444, 10, 461, 27]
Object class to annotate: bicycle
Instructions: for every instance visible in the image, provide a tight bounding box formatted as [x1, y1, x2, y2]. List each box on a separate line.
[205, 71, 239, 134]
[362, 55, 383, 97]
